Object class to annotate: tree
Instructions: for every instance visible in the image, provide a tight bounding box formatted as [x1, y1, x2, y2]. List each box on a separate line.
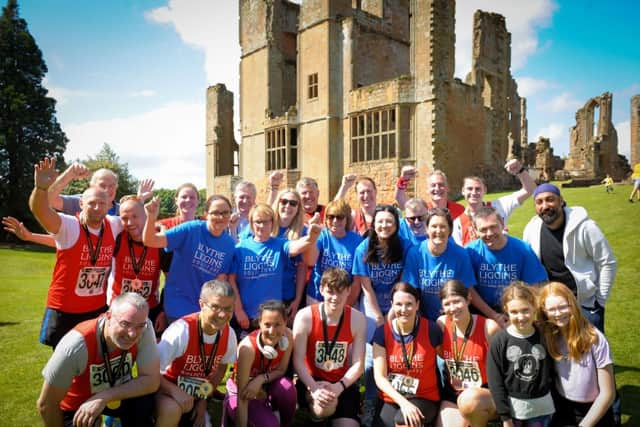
[64, 143, 139, 201]
[0, 0, 67, 238]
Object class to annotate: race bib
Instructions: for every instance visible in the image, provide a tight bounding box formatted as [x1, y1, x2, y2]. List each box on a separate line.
[121, 278, 153, 298]
[388, 373, 419, 396]
[75, 266, 108, 296]
[314, 341, 348, 371]
[446, 359, 482, 391]
[89, 353, 133, 394]
[177, 376, 210, 399]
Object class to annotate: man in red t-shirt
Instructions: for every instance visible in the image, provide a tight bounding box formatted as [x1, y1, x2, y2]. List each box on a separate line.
[293, 268, 366, 426]
[37, 292, 160, 427]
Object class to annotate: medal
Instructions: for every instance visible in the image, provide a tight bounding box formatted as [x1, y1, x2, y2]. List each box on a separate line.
[127, 235, 148, 290]
[106, 400, 121, 410]
[323, 360, 335, 371]
[130, 278, 143, 291]
[198, 380, 213, 398]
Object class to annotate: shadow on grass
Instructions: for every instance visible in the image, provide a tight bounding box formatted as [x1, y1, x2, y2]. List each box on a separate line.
[0, 321, 20, 327]
[619, 383, 639, 426]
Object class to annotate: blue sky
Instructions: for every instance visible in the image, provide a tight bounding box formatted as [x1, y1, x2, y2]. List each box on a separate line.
[14, 0, 640, 188]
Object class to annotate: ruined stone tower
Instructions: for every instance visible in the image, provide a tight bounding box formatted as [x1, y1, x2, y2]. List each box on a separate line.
[207, 0, 527, 201]
[631, 95, 640, 167]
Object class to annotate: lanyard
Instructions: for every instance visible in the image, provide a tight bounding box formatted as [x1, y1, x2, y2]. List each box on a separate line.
[99, 318, 128, 387]
[452, 316, 474, 366]
[397, 318, 419, 370]
[82, 222, 105, 265]
[127, 234, 148, 276]
[197, 317, 220, 377]
[320, 303, 344, 362]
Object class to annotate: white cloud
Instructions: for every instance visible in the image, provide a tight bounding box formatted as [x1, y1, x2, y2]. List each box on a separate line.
[455, 0, 557, 78]
[145, 0, 239, 91]
[43, 78, 97, 106]
[130, 90, 156, 98]
[515, 76, 552, 98]
[616, 120, 630, 160]
[64, 102, 206, 189]
[534, 122, 569, 156]
[539, 92, 582, 113]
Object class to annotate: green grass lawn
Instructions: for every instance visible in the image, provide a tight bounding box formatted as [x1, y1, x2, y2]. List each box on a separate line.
[0, 183, 638, 426]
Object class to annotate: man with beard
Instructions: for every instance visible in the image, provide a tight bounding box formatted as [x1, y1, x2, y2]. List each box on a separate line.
[523, 183, 616, 331]
[37, 292, 160, 427]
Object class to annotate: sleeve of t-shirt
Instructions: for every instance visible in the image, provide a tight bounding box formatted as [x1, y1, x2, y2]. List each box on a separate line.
[231, 246, 242, 275]
[451, 218, 463, 246]
[593, 329, 614, 369]
[41, 330, 88, 389]
[428, 320, 443, 348]
[164, 222, 193, 252]
[60, 194, 82, 215]
[135, 319, 159, 368]
[282, 239, 291, 258]
[220, 328, 238, 364]
[494, 193, 520, 221]
[53, 213, 81, 250]
[106, 215, 123, 239]
[371, 324, 386, 346]
[456, 247, 477, 287]
[351, 240, 369, 277]
[157, 319, 189, 373]
[400, 246, 419, 287]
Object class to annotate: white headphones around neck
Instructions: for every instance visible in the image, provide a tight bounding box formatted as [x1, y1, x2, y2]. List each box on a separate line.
[256, 332, 289, 359]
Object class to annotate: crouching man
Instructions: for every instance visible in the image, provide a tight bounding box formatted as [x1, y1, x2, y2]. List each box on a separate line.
[156, 280, 237, 427]
[37, 292, 160, 427]
[293, 268, 366, 426]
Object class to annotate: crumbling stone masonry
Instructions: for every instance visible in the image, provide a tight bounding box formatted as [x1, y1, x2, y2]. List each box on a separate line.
[207, 0, 527, 202]
[631, 95, 640, 167]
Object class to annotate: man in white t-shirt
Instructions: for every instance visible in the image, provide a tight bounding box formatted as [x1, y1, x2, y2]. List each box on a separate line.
[156, 280, 238, 427]
[29, 158, 123, 348]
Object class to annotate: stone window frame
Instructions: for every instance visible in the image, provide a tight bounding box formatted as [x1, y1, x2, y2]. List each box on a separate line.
[266, 126, 298, 171]
[350, 107, 397, 163]
[307, 73, 318, 100]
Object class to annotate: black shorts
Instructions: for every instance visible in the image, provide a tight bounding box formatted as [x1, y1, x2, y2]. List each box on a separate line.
[63, 392, 155, 427]
[375, 398, 439, 427]
[40, 306, 108, 348]
[551, 388, 615, 427]
[295, 377, 361, 422]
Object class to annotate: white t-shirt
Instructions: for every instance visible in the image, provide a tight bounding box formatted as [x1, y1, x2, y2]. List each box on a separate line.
[452, 192, 521, 245]
[157, 318, 237, 373]
[53, 213, 123, 250]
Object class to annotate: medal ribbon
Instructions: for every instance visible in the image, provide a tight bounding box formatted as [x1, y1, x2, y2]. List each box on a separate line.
[99, 318, 128, 387]
[197, 316, 221, 377]
[320, 303, 344, 365]
[452, 316, 474, 367]
[82, 222, 105, 265]
[397, 318, 419, 370]
[127, 234, 148, 276]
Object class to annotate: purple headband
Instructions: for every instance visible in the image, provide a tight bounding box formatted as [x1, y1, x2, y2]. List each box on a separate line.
[533, 183, 561, 198]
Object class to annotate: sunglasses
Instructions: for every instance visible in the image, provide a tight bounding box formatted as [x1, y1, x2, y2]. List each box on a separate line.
[279, 199, 299, 207]
[326, 214, 346, 221]
[406, 215, 425, 222]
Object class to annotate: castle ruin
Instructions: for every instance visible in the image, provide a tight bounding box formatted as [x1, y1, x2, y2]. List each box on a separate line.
[206, 0, 527, 201]
[631, 95, 640, 167]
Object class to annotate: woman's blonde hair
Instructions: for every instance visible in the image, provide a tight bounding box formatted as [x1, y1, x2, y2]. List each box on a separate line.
[537, 282, 598, 361]
[272, 189, 304, 240]
[324, 199, 354, 231]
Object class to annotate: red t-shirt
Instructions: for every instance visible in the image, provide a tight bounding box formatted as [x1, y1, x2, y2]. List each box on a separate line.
[427, 200, 465, 220]
[441, 315, 488, 393]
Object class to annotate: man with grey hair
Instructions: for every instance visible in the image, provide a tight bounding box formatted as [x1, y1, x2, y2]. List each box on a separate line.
[398, 197, 429, 245]
[37, 292, 160, 427]
[156, 280, 238, 427]
[296, 176, 326, 223]
[394, 166, 465, 219]
[30, 158, 124, 348]
[229, 180, 257, 241]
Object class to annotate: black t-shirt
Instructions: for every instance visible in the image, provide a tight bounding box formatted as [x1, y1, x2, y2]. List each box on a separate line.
[539, 218, 577, 293]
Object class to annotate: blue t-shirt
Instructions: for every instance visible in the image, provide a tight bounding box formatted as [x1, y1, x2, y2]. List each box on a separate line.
[232, 237, 291, 319]
[465, 235, 548, 307]
[352, 237, 413, 314]
[164, 221, 235, 320]
[402, 241, 476, 320]
[308, 229, 362, 301]
[277, 226, 306, 301]
[398, 219, 427, 246]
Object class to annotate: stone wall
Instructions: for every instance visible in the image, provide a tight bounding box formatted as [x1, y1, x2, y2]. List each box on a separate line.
[631, 95, 640, 167]
[205, 84, 237, 196]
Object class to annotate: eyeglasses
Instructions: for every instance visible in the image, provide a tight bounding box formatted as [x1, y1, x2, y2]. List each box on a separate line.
[254, 219, 272, 225]
[326, 214, 346, 221]
[208, 210, 231, 218]
[279, 199, 299, 207]
[112, 314, 148, 333]
[202, 300, 234, 314]
[406, 215, 425, 222]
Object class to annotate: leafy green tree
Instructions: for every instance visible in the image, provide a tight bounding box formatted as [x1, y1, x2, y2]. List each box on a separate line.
[0, 0, 67, 239]
[64, 143, 138, 201]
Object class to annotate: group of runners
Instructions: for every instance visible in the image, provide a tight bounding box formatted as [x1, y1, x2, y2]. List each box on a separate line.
[2, 156, 619, 427]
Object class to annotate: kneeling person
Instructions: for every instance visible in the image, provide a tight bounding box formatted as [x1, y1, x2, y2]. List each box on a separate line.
[37, 292, 160, 427]
[156, 280, 237, 427]
[293, 268, 366, 426]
